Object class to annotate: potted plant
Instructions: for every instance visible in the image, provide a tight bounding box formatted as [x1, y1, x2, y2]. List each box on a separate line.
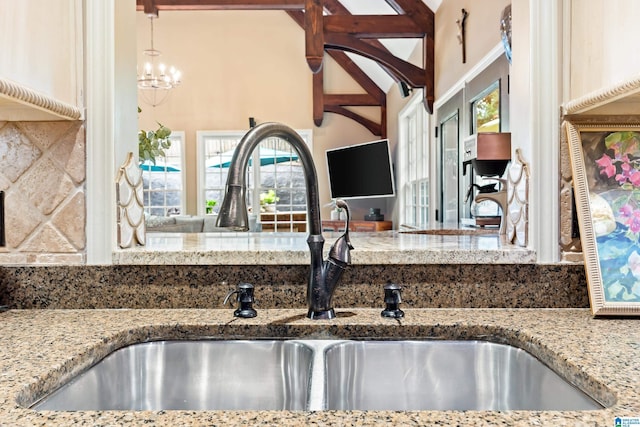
[259, 189, 279, 212]
[205, 199, 217, 215]
[138, 108, 172, 165]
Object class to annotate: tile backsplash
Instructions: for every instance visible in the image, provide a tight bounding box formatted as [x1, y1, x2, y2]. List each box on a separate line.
[0, 121, 85, 265]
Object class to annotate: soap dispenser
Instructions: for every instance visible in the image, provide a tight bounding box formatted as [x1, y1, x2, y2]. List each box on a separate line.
[223, 282, 257, 318]
[381, 281, 404, 318]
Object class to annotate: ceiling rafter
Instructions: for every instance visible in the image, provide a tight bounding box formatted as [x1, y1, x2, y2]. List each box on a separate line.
[305, 0, 324, 73]
[136, 0, 435, 134]
[325, 105, 382, 136]
[288, 9, 386, 136]
[139, 0, 305, 12]
[322, 0, 402, 85]
[323, 15, 425, 38]
[324, 33, 426, 87]
[382, 0, 435, 110]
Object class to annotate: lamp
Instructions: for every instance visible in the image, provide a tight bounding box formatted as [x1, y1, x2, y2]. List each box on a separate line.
[398, 81, 412, 98]
[137, 15, 181, 107]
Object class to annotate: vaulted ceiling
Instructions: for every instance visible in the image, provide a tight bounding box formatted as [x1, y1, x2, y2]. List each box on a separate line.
[136, 0, 437, 137]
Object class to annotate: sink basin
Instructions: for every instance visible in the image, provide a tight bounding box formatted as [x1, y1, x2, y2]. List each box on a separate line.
[31, 340, 313, 411]
[30, 339, 604, 412]
[324, 340, 603, 411]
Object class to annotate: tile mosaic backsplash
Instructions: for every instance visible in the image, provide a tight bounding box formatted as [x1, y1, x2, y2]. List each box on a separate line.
[0, 121, 85, 265]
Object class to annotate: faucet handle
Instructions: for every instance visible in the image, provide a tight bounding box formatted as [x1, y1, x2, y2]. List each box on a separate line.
[223, 282, 257, 318]
[328, 200, 354, 265]
[336, 199, 353, 247]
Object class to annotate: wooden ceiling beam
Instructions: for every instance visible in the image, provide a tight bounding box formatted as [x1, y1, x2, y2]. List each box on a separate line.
[324, 94, 380, 106]
[324, 15, 424, 38]
[325, 105, 381, 136]
[382, 0, 435, 112]
[142, 0, 159, 16]
[305, 0, 324, 73]
[325, 33, 426, 87]
[322, 0, 400, 84]
[313, 69, 324, 126]
[136, 0, 304, 11]
[289, 10, 386, 134]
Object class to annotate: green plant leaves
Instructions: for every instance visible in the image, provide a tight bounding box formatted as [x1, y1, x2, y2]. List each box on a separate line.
[138, 122, 172, 164]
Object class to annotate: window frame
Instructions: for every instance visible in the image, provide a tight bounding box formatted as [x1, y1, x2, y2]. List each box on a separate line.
[397, 89, 430, 229]
[196, 129, 312, 232]
[141, 130, 186, 217]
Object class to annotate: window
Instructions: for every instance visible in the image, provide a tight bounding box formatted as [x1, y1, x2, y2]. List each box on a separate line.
[141, 131, 185, 217]
[197, 130, 311, 232]
[398, 91, 429, 229]
[471, 81, 500, 134]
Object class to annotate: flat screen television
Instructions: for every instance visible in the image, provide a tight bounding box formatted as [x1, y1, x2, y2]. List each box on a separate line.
[326, 139, 396, 199]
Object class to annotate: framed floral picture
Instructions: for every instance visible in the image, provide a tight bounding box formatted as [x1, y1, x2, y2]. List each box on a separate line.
[565, 120, 640, 315]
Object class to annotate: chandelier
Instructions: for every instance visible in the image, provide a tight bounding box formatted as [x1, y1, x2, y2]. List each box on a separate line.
[137, 15, 182, 107]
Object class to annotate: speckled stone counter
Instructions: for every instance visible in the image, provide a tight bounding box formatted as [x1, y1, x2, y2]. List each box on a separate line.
[0, 263, 589, 309]
[112, 231, 536, 265]
[1, 308, 638, 426]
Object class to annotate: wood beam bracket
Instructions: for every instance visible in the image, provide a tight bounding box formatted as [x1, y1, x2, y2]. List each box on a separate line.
[382, 0, 435, 112]
[305, 0, 324, 73]
[143, 0, 159, 16]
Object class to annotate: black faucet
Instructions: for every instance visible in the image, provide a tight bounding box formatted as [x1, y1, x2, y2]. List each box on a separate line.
[216, 122, 353, 320]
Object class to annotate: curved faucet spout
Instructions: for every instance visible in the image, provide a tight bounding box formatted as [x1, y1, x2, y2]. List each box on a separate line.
[216, 122, 352, 320]
[216, 122, 322, 234]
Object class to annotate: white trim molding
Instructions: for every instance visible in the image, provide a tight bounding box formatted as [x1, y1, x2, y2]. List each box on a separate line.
[0, 77, 82, 120]
[529, 0, 562, 262]
[85, 0, 116, 264]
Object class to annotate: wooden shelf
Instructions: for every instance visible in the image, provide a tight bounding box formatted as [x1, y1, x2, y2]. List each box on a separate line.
[260, 211, 307, 232]
[322, 220, 392, 232]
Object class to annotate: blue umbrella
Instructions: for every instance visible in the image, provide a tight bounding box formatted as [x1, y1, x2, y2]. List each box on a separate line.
[139, 160, 181, 172]
[207, 148, 299, 168]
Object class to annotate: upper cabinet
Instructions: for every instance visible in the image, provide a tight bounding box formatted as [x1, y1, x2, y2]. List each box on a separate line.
[0, 0, 82, 121]
[568, 0, 640, 104]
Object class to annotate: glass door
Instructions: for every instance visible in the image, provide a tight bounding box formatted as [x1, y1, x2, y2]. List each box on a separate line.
[436, 91, 463, 225]
[439, 112, 459, 224]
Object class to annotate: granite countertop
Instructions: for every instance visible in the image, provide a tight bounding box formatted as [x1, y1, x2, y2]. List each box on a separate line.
[113, 231, 536, 265]
[1, 308, 638, 426]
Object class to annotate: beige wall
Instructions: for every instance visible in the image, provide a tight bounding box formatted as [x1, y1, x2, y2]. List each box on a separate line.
[137, 10, 378, 218]
[568, 0, 640, 99]
[434, 0, 511, 98]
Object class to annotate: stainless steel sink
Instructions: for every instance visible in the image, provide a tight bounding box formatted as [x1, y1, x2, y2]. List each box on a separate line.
[32, 340, 314, 411]
[324, 340, 603, 411]
[31, 339, 604, 412]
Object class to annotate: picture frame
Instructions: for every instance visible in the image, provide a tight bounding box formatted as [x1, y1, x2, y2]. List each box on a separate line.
[565, 119, 640, 315]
